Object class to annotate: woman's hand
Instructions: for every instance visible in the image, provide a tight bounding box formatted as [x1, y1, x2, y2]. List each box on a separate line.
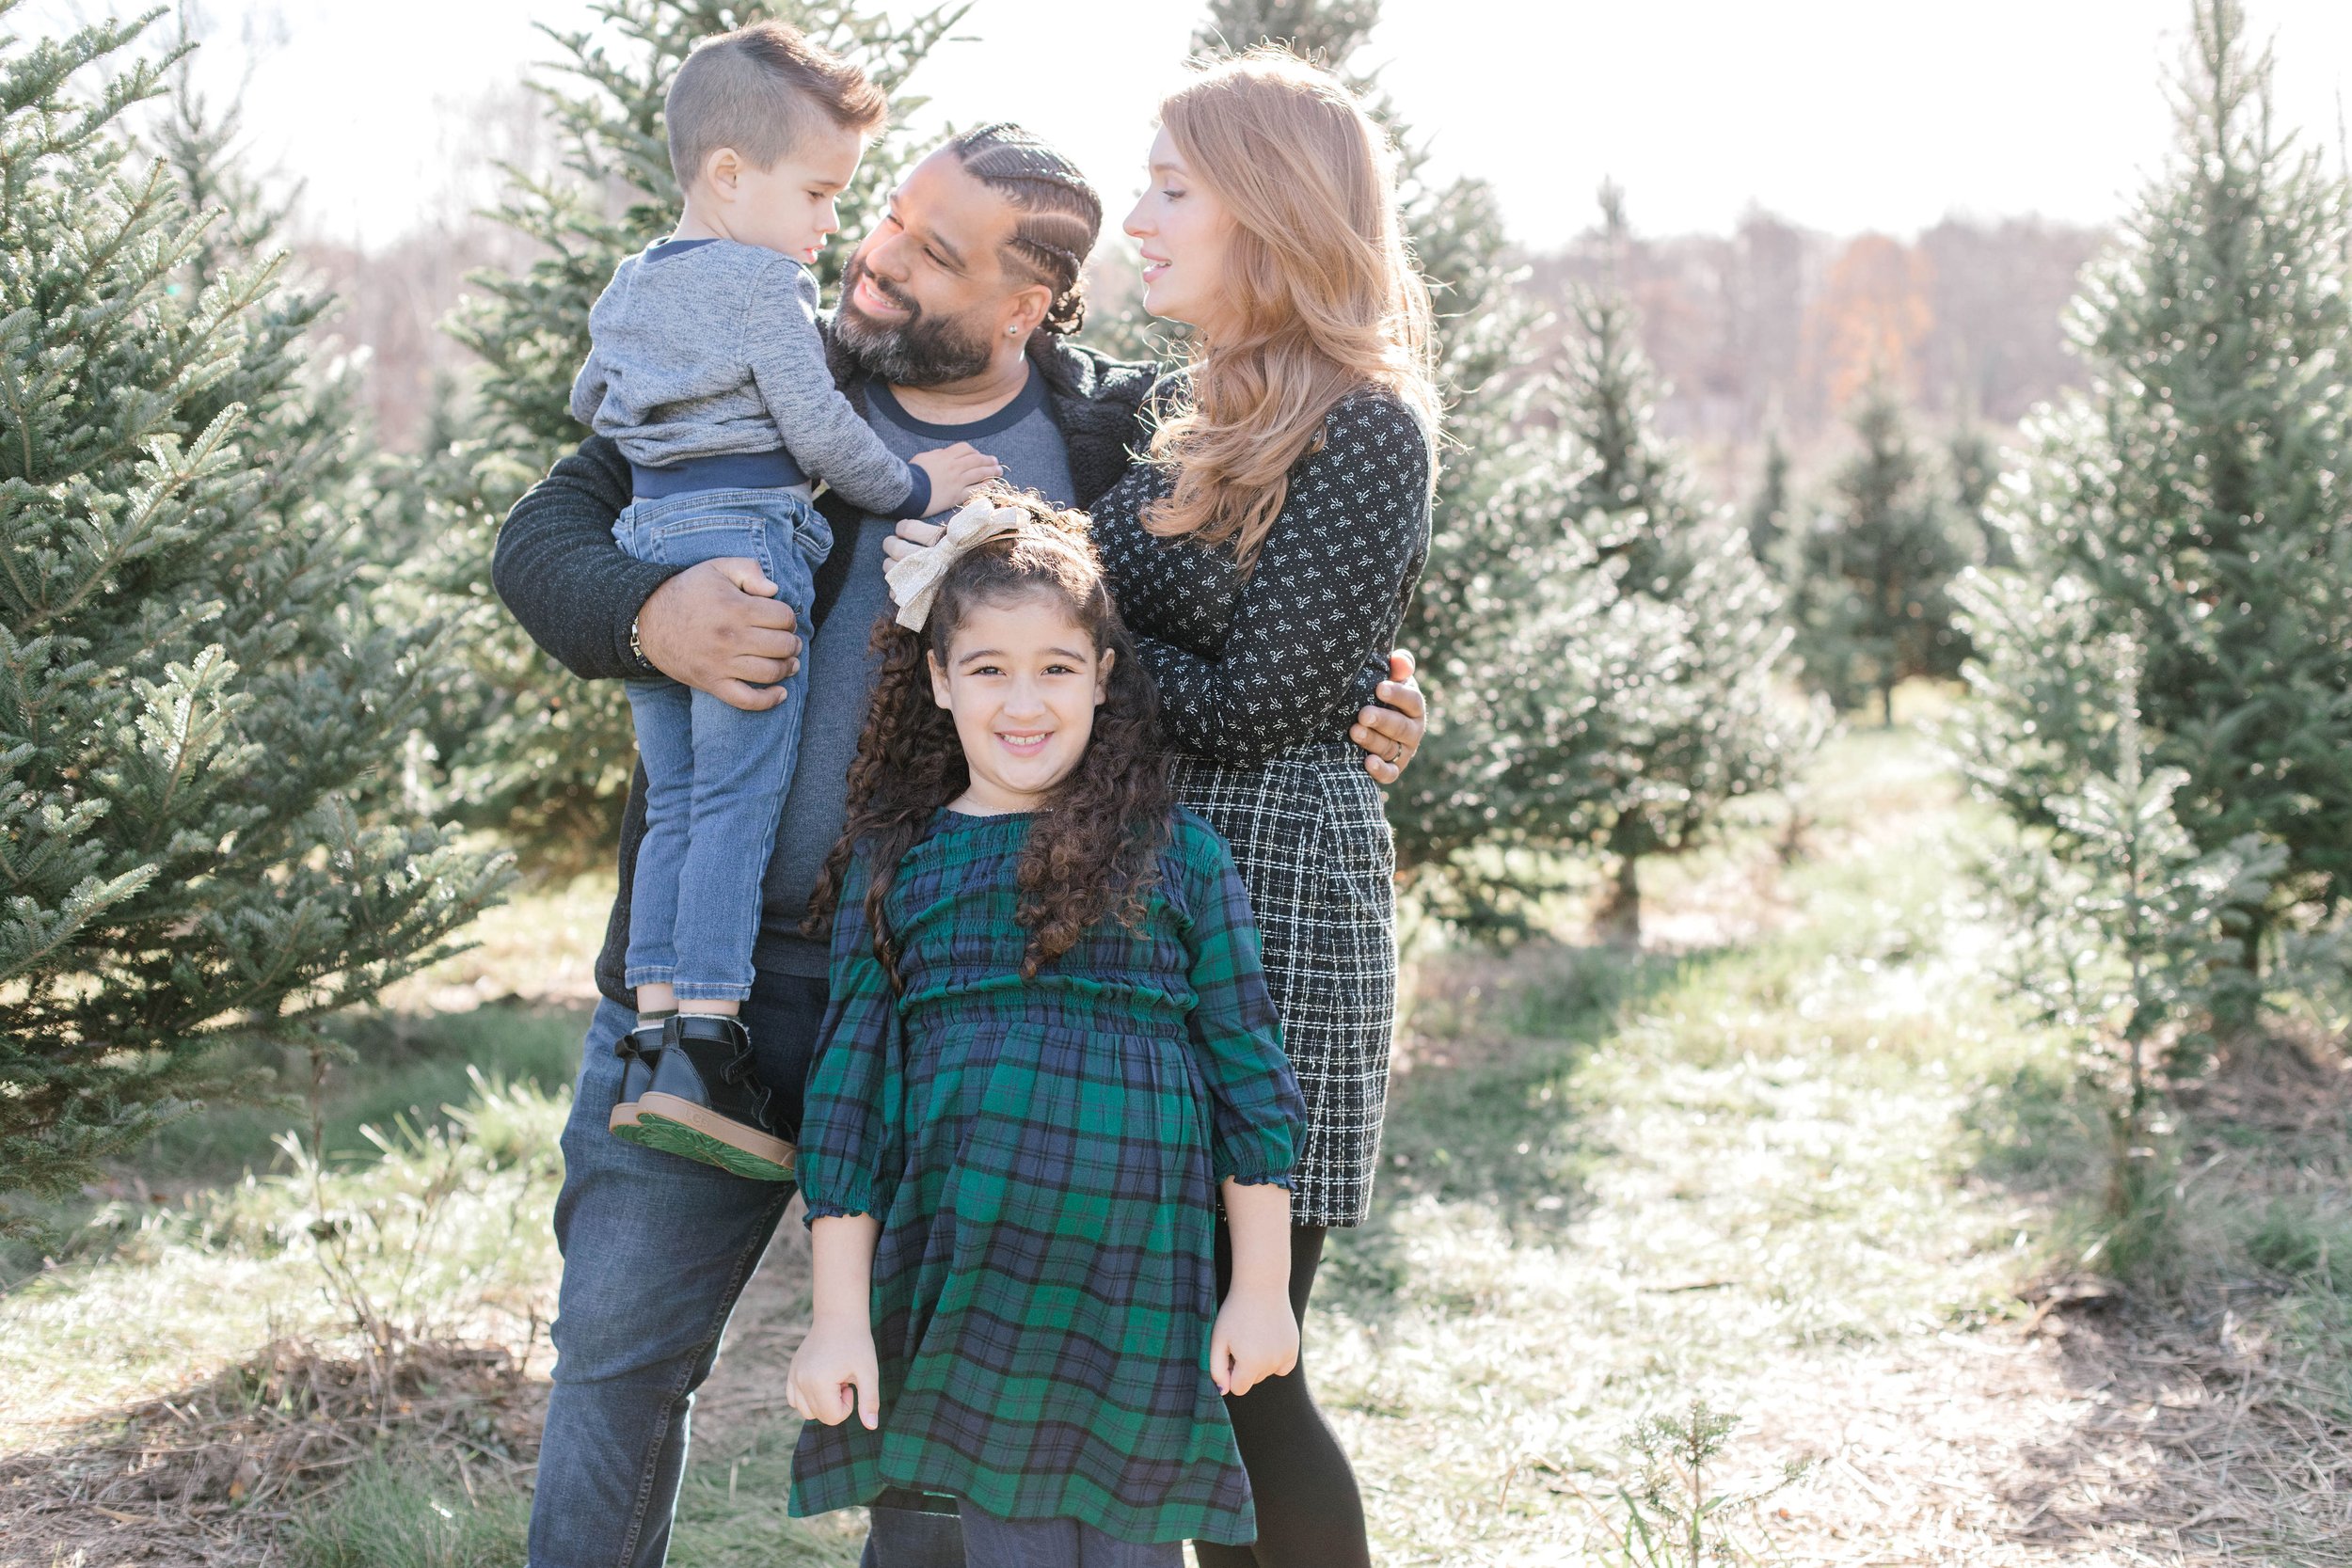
[787, 1312, 882, 1430]
[1352, 649, 1425, 784]
[882, 515, 946, 565]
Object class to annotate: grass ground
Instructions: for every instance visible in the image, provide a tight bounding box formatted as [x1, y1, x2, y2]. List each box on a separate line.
[6, 717, 2348, 1565]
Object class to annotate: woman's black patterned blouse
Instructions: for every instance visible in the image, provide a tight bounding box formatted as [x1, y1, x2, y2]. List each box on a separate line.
[1089, 387, 1433, 765]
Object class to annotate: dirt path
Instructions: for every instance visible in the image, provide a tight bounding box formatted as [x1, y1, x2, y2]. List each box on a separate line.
[1748, 1311, 2352, 1564]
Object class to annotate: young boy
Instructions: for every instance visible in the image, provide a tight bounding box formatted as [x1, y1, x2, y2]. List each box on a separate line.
[569, 21, 999, 1180]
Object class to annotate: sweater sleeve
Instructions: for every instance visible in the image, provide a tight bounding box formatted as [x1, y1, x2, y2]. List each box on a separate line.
[799, 852, 903, 1224]
[490, 435, 672, 682]
[1177, 820, 1305, 1188]
[745, 261, 927, 517]
[567, 259, 626, 429]
[568, 341, 608, 430]
[1136, 393, 1431, 764]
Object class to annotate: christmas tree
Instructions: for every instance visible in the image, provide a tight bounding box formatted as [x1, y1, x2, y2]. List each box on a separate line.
[1796, 383, 1969, 724]
[1945, 420, 2009, 568]
[1745, 431, 1793, 573]
[407, 0, 963, 867]
[0, 8, 510, 1228]
[1557, 261, 1816, 941]
[1956, 0, 2352, 970]
[1186, 0, 1679, 927]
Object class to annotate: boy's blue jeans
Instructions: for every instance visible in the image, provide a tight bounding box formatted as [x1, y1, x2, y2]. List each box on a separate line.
[612, 489, 828, 1003]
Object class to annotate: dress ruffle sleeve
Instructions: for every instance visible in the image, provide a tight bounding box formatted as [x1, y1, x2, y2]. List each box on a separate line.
[1175, 819, 1308, 1188]
[798, 851, 903, 1224]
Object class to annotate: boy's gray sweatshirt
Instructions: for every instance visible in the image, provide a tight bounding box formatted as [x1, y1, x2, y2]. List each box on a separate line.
[569, 239, 925, 515]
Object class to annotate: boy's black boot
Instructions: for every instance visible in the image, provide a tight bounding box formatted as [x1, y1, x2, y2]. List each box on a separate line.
[606, 1018, 668, 1133]
[609, 1013, 797, 1181]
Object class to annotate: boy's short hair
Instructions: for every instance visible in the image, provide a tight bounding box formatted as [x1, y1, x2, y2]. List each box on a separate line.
[665, 21, 887, 190]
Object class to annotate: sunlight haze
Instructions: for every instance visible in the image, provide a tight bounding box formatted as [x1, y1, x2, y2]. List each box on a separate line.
[24, 0, 2352, 252]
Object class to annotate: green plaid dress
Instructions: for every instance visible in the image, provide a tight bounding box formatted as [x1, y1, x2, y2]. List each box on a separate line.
[788, 807, 1306, 1545]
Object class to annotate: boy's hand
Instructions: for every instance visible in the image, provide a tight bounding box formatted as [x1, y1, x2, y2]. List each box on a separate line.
[787, 1314, 882, 1429]
[1209, 1285, 1299, 1399]
[911, 441, 1006, 514]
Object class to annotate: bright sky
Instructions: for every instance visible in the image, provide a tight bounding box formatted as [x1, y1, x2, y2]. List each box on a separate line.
[25, 0, 2352, 250]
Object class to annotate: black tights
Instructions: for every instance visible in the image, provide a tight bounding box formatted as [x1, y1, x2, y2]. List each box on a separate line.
[1195, 1223, 1371, 1568]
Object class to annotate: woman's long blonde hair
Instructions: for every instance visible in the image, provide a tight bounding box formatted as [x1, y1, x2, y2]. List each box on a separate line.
[1145, 49, 1438, 568]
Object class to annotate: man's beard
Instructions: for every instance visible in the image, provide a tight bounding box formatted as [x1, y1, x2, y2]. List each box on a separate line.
[834, 254, 998, 388]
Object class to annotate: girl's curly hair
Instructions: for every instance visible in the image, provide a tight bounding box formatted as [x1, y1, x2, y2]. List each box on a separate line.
[803, 488, 1175, 985]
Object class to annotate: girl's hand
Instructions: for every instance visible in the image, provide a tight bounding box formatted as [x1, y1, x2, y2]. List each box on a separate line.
[1209, 1285, 1299, 1398]
[882, 516, 946, 566]
[787, 1314, 882, 1429]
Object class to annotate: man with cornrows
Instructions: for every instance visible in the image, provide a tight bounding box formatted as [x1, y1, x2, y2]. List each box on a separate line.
[497, 107, 1426, 1565]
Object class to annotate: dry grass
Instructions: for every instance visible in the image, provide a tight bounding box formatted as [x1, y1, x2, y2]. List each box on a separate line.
[1327, 722, 2352, 1565]
[0, 1338, 545, 1567]
[0, 1072, 568, 1568]
[7, 719, 2349, 1565]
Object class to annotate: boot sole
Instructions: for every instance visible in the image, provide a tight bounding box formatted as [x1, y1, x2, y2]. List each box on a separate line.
[609, 1101, 644, 1131]
[612, 1092, 797, 1181]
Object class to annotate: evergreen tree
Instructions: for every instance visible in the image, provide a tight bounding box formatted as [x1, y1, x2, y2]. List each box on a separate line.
[1180, 0, 1637, 926]
[1745, 431, 1791, 572]
[1559, 280, 1816, 941]
[1956, 0, 2352, 969]
[1945, 420, 2010, 568]
[1796, 384, 1969, 724]
[1385, 164, 1647, 927]
[405, 0, 963, 867]
[0, 9, 509, 1227]
[1983, 635, 2280, 1094]
[1194, 0, 1379, 57]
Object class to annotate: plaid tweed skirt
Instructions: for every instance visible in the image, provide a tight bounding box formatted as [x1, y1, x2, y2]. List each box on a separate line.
[1172, 741, 1398, 1228]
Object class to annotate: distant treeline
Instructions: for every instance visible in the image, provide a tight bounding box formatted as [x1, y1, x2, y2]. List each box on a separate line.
[307, 186, 2101, 462]
[1523, 211, 2104, 458]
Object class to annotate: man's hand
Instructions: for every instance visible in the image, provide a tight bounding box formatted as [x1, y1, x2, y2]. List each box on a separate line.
[882, 515, 946, 564]
[637, 558, 804, 711]
[1352, 649, 1425, 785]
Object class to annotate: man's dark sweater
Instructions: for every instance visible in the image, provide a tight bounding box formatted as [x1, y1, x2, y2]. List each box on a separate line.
[491, 335, 1156, 1008]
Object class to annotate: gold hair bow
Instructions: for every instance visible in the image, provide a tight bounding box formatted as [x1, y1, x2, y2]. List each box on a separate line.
[885, 497, 1025, 631]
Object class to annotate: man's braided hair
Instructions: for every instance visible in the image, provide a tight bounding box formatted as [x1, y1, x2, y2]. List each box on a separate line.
[949, 123, 1102, 339]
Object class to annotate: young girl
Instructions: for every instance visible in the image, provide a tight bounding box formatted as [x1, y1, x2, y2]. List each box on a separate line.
[785, 491, 1308, 1563]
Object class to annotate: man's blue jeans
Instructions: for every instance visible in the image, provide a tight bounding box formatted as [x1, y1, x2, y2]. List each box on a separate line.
[526, 981, 965, 1567]
[613, 488, 828, 1003]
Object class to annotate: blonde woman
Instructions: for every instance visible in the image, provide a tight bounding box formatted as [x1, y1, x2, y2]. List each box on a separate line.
[894, 48, 1435, 1567]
